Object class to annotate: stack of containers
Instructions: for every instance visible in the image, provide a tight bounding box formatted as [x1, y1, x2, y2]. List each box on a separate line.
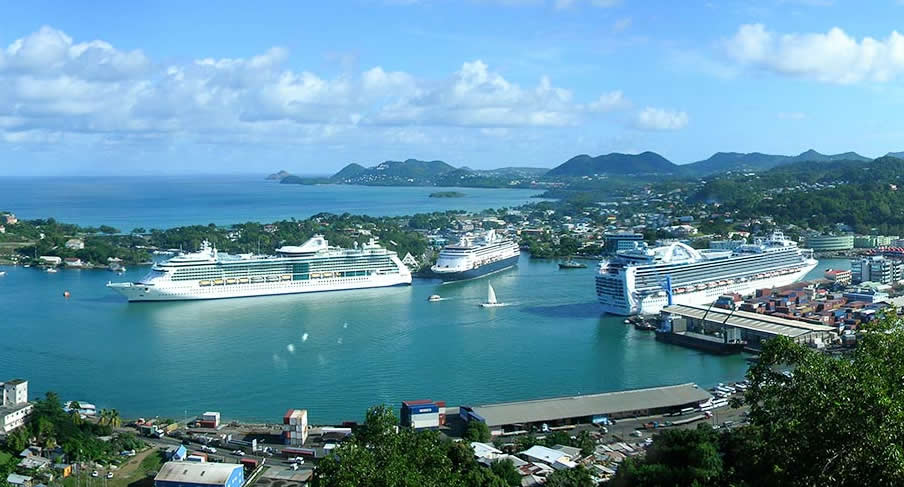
[199, 412, 220, 428]
[282, 409, 308, 446]
[437, 401, 447, 426]
[400, 400, 440, 430]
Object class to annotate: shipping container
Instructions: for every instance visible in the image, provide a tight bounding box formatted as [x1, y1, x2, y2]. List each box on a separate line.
[283, 447, 316, 457]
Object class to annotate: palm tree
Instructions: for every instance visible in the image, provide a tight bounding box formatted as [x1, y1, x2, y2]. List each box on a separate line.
[69, 408, 83, 425]
[98, 408, 110, 426]
[110, 409, 122, 428]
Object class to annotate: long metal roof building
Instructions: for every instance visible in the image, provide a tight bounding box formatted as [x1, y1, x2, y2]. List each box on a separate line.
[662, 304, 834, 338]
[154, 462, 244, 487]
[465, 383, 710, 428]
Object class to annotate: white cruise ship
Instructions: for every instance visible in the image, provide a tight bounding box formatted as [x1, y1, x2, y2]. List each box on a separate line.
[431, 230, 520, 281]
[107, 236, 411, 302]
[596, 233, 818, 316]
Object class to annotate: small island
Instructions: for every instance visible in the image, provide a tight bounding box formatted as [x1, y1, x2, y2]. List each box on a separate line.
[429, 191, 466, 198]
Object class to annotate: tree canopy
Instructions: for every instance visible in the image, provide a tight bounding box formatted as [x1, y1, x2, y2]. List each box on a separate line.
[614, 309, 904, 487]
[313, 405, 519, 487]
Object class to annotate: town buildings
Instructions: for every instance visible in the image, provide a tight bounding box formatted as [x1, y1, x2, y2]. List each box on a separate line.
[851, 256, 904, 285]
[1, 379, 33, 434]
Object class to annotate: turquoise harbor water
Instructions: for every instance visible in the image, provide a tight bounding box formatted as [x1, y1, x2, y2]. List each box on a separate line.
[0, 177, 850, 424]
[0, 176, 548, 230]
[0, 258, 845, 424]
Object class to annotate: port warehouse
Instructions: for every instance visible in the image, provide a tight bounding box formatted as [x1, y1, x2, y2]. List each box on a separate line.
[459, 383, 711, 432]
[661, 304, 835, 352]
[154, 462, 244, 487]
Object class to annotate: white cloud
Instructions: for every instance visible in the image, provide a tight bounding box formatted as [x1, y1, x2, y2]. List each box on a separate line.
[587, 90, 628, 112]
[0, 26, 638, 152]
[725, 23, 904, 84]
[372, 60, 579, 127]
[634, 107, 688, 131]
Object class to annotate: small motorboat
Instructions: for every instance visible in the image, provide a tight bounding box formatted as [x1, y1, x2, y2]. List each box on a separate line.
[558, 259, 587, 269]
[0, 271, 6, 276]
[46, 268, 58, 273]
[428, 294, 442, 302]
[480, 283, 505, 308]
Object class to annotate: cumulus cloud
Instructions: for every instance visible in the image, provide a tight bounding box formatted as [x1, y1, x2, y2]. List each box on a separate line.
[372, 60, 578, 127]
[725, 23, 904, 84]
[634, 107, 688, 131]
[587, 90, 628, 112]
[0, 26, 633, 149]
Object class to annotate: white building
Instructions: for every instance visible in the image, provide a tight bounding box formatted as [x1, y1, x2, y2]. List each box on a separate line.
[519, 445, 573, 467]
[401, 253, 418, 269]
[64, 239, 85, 250]
[1, 379, 33, 434]
[39, 256, 62, 266]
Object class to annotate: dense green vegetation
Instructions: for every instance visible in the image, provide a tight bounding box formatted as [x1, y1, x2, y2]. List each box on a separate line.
[0, 392, 145, 487]
[145, 213, 431, 262]
[1, 213, 434, 269]
[313, 405, 521, 487]
[546, 151, 678, 177]
[0, 218, 148, 265]
[277, 160, 539, 188]
[692, 156, 904, 234]
[614, 309, 904, 486]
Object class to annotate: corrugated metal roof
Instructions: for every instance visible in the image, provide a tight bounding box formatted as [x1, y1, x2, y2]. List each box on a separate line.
[663, 304, 834, 337]
[154, 462, 241, 486]
[469, 383, 710, 427]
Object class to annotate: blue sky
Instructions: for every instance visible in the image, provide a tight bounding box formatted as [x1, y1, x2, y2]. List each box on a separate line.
[2, 0, 904, 175]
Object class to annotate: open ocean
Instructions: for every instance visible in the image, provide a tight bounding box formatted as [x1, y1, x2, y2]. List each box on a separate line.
[0, 175, 549, 230]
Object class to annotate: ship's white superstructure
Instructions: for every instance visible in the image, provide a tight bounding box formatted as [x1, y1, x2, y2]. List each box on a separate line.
[107, 236, 411, 302]
[431, 230, 520, 281]
[596, 232, 818, 315]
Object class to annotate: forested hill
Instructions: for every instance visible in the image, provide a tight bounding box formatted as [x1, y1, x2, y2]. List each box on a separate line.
[544, 149, 872, 178]
[545, 151, 677, 177]
[692, 156, 904, 234]
[277, 159, 544, 187]
[680, 149, 871, 176]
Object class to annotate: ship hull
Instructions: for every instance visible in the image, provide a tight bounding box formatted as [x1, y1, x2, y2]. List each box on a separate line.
[108, 273, 412, 302]
[598, 261, 818, 316]
[433, 255, 519, 282]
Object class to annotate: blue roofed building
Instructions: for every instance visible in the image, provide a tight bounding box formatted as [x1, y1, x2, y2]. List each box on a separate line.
[165, 445, 187, 461]
[154, 462, 243, 487]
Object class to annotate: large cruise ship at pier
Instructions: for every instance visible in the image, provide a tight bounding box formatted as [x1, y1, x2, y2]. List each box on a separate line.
[431, 230, 520, 281]
[107, 236, 411, 302]
[596, 233, 818, 316]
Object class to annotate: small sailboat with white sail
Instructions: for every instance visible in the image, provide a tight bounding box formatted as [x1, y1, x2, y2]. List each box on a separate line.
[480, 283, 505, 308]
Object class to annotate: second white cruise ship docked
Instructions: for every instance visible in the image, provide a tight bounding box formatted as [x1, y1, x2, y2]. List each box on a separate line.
[596, 232, 818, 316]
[107, 236, 411, 301]
[431, 230, 520, 281]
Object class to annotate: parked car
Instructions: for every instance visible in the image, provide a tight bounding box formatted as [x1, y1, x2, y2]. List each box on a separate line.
[106, 472, 114, 479]
[91, 471, 99, 478]
[288, 457, 305, 465]
[232, 450, 244, 456]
